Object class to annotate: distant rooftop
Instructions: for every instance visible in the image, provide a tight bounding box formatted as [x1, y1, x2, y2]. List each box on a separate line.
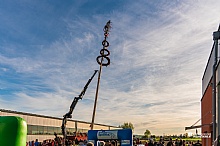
[0, 108, 119, 128]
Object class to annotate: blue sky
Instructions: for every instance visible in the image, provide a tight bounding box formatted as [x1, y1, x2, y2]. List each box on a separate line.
[0, 0, 220, 135]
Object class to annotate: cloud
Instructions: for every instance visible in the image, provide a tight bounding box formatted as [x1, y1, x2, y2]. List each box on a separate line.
[0, 0, 219, 136]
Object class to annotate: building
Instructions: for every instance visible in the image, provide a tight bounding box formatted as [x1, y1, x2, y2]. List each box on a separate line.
[0, 109, 119, 142]
[201, 50, 214, 146]
[201, 28, 220, 146]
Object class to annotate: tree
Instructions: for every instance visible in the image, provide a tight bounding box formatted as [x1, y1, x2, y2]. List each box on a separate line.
[119, 122, 134, 131]
[144, 129, 151, 138]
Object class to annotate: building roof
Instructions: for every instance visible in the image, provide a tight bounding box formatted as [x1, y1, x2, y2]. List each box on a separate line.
[0, 109, 119, 128]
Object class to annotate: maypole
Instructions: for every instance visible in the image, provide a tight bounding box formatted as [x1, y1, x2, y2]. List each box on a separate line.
[91, 20, 112, 130]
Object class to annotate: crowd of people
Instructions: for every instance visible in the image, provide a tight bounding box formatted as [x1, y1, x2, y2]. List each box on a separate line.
[26, 137, 88, 146]
[134, 138, 202, 146]
[27, 138, 61, 146]
[27, 138, 202, 146]
[26, 138, 118, 146]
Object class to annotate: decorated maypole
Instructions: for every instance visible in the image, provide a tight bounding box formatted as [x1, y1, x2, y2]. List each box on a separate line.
[91, 20, 112, 130]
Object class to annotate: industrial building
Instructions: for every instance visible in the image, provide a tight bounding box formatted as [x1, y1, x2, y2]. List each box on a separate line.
[201, 27, 220, 146]
[201, 48, 214, 146]
[0, 109, 119, 142]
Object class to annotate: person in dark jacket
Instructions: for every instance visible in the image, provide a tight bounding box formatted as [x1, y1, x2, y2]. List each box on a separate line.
[194, 140, 202, 146]
[148, 140, 154, 146]
[166, 138, 174, 146]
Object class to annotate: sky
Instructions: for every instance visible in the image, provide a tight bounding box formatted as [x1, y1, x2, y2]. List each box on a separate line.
[0, 0, 220, 136]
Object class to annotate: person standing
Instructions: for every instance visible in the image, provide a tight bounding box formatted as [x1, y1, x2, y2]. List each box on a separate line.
[32, 141, 35, 146]
[166, 138, 174, 146]
[87, 142, 94, 146]
[34, 139, 39, 146]
[110, 140, 116, 146]
[194, 140, 202, 146]
[148, 140, 154, 146]
[145, 141, 148, 146]
[174, 139, 179, 146]
[29, 141, 32, 146]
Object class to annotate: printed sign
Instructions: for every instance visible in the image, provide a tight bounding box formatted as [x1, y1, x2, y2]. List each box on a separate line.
[121, 140, 130, 145]
[97, 130, 118, 139]
[201, 133, 211, 138]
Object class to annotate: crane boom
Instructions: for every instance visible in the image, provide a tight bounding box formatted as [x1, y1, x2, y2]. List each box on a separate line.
[61, 70, 98, 144]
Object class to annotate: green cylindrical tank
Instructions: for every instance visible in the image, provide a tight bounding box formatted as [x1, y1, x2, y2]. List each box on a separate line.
[0, 116, 27, 146]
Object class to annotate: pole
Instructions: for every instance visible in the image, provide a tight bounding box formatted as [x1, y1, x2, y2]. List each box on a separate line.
[213, 25, 220, 143]
[91, 59, 103, 130]
[91, 21, 111, 130]
[212, 41, 217, 143]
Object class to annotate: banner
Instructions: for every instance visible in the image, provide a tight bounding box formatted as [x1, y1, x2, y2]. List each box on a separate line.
[97, 130, 118, 139]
